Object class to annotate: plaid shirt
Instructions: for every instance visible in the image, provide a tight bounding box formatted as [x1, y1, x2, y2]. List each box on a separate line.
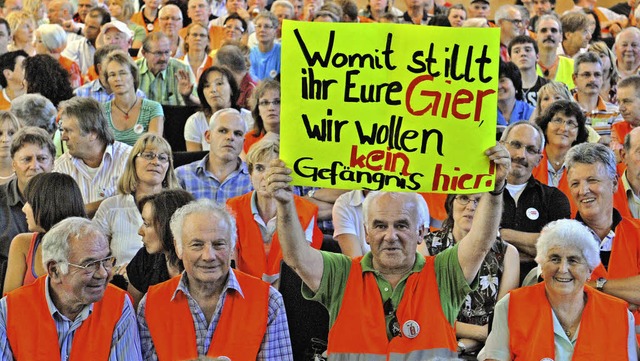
[136, 58, 197, 106]
[74, 79, 147, 103]
[137, 270, 293, 361]
[176, 154, 253, 203]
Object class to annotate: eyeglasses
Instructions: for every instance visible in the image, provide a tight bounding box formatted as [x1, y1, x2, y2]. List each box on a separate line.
[189, 32, 208, 38]
[504, 140, 540, 155]
[455, 195, 480, 207]
[67, 256, 116, 275]
[577, 71, 603, 79]
[503, 18, 524, 26]
[137, 152, 170, 163]
[549, 117, 579, 129]
[383, 298, 401, 338]
[159, 16, 182, 21]
[258, 99, 281, 107]
[223, 24, 244, 32]
[255, 23, 275, 30]
[147, 50, 171, 57]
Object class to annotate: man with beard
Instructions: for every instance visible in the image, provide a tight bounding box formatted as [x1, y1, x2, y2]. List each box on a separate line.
[499, 121, 571, 282]
[136, 32, 198, 106]
[572, 52, 620, 136]
[536, 14, 575, 89]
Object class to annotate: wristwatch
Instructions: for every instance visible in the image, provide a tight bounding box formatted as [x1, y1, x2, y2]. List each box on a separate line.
[596, 277, 608, 291]
[307, 189, 316, 199]
[457, 341, 466, 354]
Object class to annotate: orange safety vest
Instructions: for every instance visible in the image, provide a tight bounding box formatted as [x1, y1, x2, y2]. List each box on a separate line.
[614, 180, 633, 219]
[589, 216, 640, 341]
[145, 271, 270, 361]
[532, 148, 577, 216]
[327, 256, 458, 360]
[227, 192, 323, 281]
[508, 282, 629, 360]
[6, 275, 125, 361]
[612, 121, 634, 147]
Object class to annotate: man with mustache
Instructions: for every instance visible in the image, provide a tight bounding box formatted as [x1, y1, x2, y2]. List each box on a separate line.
[0, 218, 141, 359]
[611, 76, 640, 161]
[572, 52, 621, 136]
[536, 14, 575, 89]
[499, 121, 571, 283]
[136, 32, 198, 106]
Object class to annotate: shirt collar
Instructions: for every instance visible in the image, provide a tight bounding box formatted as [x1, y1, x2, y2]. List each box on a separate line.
[360, 251, 425, 274]
[44, 276, 93, 322]
[575, 208, 623, 233]
[5, 178, 23, 206]
[171, 269, 245, 301]
[250, 190, 259, 216]
[138, 59, 167, 79]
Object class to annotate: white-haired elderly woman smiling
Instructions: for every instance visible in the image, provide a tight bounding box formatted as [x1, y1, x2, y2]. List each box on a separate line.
[479, 219, 637, 361]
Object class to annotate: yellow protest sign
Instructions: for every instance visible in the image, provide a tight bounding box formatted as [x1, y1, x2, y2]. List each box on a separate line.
[280, 21, 500, 193]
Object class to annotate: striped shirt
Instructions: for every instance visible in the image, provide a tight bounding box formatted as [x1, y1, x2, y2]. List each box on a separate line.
[136, 58, 197, 106]
[137, 270, 293, 361]
[54, 141, 132, 203]
[0, 277, 142, 360]
[176, 154, 253, 203]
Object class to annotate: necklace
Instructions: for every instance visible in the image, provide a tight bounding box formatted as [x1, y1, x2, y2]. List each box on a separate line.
[113, 98, 137, 120]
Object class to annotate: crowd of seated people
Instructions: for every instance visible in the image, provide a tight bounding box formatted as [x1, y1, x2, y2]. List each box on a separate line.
[0, 0, 637, 359]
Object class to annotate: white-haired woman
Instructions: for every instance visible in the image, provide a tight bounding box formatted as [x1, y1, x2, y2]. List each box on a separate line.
[34, 24, 82, 88]
[479, 219, 637, 361]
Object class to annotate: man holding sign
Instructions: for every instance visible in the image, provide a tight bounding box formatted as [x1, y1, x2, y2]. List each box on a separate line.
[267, 144, 510, 359]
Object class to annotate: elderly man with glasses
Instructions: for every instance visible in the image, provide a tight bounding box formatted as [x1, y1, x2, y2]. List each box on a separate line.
[136, 32, 199, 106]
[0, 217, 141, 360]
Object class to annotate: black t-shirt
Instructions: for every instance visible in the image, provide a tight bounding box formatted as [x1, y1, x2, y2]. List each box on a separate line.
[610, 2, 631, 16]
[126, 247, 171, 293]
[523, 76, 549, 109]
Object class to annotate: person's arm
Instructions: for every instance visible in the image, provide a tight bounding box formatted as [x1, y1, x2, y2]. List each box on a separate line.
[497, 243, 520, 301]
[458, 144, 510, 284]
[334, 234, 363, 258]
[587, 275, 640, 305]
[258, 287, 294, 360]
[185, 141, 203, 152]
[456, 322, 488, 341]
[85, 199, 105, 219]
[498, 229, 538, 257]
[269, 159, 324, 292]
[147, 116, 164, 137]
[476, 294, 511, 361]
[136, 295, 159, 361]
[127, 283, 145, 310]
[176, 69, 200, 106]
[306, 188, 348, 220]
[109, 296, 142, 361]
[0, 298, 14, 361]
[3, 234, 31, 294]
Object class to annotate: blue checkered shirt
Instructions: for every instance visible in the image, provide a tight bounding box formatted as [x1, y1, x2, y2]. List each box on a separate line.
[0, 277, 142, 360]
[74, 79, 147, 103]
[176, 154, 253, 203]
[137, 270, 293, 361]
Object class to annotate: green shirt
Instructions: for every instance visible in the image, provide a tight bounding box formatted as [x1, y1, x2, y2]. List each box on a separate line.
[136, 58, 197, 106]
[302, 245, 475, 339]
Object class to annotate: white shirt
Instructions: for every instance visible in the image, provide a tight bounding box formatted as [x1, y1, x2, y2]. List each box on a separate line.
[54, 141, 132, 203]
[478, 293, 638, 361]
[332, 190, 371, 255]
[93, 194, 143, 266]
[62, 37, 96, 76]
[183, 110, 254, 151]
